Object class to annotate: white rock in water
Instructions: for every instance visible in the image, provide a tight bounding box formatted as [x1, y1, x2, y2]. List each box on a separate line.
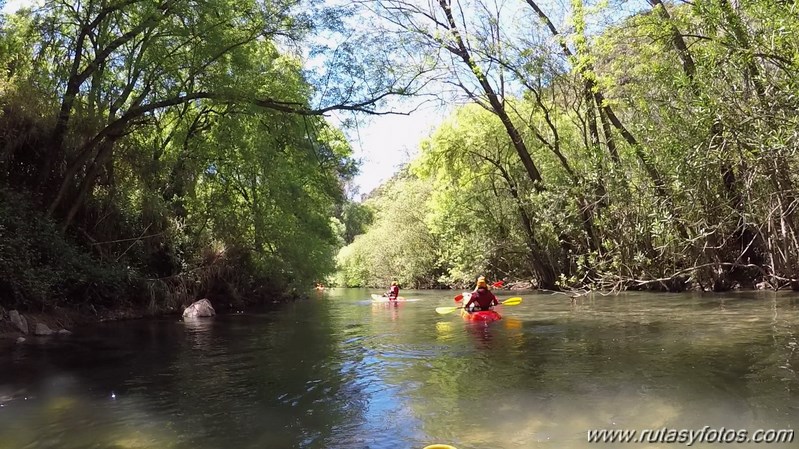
[182, 298, 216, 318]
[34, 323, 55, 336]
[9, 310, 29, 334]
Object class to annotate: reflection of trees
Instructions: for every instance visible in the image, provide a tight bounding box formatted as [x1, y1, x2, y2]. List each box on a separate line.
[165, 299, 367, 448]
[399, 294, 799, 447]
[0, 320, 190, 448]
[3, 295, 370, 448]
[6, 292, 799, 448]
[517, 300, 799, 414]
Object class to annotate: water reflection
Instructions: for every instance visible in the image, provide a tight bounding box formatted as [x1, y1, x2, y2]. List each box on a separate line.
[371, 300, 401, 322]
[181, 316, 215, 350]
[463, 321, 495, 347]
[1, 290, 798, 448]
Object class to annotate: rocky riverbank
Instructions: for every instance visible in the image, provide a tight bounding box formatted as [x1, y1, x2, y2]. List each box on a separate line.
[0, 304, 173, 350]
[0, 297, 225, 350]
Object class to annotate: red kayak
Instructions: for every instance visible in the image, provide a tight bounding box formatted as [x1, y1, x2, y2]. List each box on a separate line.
[461, 309, 502, 322]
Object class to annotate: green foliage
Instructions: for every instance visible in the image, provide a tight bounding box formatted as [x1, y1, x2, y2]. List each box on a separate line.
[413, 105, 538, 284]
[2, 0, 799, 302]
[334, 170, 442, 288]
[0, 0, 360, 310]
[337, 0, 799, 291]
[340, 201, 374, 245]
[0, 188, 126, 308]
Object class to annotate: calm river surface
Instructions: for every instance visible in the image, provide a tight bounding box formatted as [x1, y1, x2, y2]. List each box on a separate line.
[2, 289, 799, 449]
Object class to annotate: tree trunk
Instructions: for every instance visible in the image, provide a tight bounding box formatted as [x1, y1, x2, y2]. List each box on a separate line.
[438, 0, 545, 189]
[647, 0, 697, 88]
[479, 152, 559, 289]
[62, 139, 116, 231]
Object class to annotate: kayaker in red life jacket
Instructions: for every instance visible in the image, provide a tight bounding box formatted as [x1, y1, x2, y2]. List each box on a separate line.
[386, 281, 400, 300]
[464, 276, 498, 312]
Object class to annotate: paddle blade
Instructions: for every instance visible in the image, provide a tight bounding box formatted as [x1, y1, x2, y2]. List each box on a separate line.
[436, 306, 460, 315]
[492, 281, 504, 288]
[500, 297, 523, 306]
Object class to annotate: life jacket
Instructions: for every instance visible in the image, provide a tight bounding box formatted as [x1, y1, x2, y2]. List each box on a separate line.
[468, 288, 497, 311]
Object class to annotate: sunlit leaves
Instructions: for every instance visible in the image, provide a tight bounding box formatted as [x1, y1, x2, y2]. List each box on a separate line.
[335, 170, 441, 287]
[338, 0, 799, 290]
[0, 0, 362, 296]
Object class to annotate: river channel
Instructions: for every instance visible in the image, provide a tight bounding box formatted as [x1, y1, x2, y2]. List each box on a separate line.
[1, 289, 798, 448]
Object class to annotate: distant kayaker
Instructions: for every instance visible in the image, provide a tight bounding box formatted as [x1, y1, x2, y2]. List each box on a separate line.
[464, 276, 498, 312]
[386, 281, 400, 300]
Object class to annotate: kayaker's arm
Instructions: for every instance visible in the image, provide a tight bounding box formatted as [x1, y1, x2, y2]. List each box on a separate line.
[463, 295, 476, 311]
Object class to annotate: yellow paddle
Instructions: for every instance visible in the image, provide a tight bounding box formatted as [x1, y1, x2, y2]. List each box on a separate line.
[435, 297, 522, 315]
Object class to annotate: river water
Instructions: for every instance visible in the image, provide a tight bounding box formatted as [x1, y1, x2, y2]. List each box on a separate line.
[1, 289, 798, 449]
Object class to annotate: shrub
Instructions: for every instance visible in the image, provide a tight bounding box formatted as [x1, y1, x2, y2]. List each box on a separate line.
[0, 188, 127, 309]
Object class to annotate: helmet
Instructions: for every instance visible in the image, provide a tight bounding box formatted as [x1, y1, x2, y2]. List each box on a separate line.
[476, 276, 487, 288]
[391, 281, 398, 286]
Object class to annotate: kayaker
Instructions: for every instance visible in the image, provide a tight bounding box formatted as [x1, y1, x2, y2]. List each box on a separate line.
[471, 275, 495, 292]
[386, 281, 400, 300]
[464, 276, 498, 312]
